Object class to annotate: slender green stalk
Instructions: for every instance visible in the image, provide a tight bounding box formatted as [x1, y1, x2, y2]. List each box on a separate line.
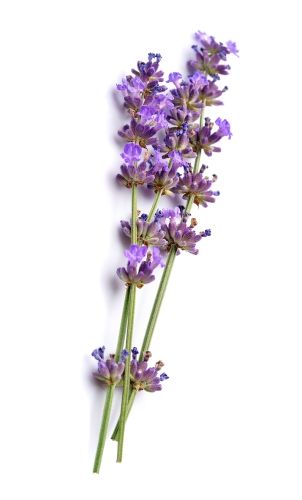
[186, 107, 205, 213]
[117, 284, 136, 461]
[115, 180, 138, 461]
[185, 152, 201, 214]
[139, 245, 177, 360]
[115, 287, 130, 359]
[147, 189, 163, 222]
[131, 185, 137, 244]
[93, 384, 115, 473]
[92, 287, 131, 471]
[111, 389, 137, 441]
[93, 184, 138, 468]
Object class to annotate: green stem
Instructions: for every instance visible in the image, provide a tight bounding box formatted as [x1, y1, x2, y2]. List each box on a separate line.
[139, 245, 177, 360]
[115, 181, 138, 460]
[111, 247, 177, 439]
[147, 189, 162, 222]
[131, 185, 137, 244]
[186, 107, 205, 214]
[93, 384, 115, 473]
[185, 151, 201, 214]
[111, 389, 137, 441]
[115, 287, 130, 360]
[92, 288, 131, 472]
[117, 284, 136, 461]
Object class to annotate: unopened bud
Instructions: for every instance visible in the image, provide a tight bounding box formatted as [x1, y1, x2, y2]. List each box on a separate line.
[144, 350, 152, 361]
[155, 360, 165, 370]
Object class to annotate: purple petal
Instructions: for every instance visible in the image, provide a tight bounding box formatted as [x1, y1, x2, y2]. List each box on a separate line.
[97, 361, 110, 379]
[124, 244, 148, 266]
[121, 143, 142, 164]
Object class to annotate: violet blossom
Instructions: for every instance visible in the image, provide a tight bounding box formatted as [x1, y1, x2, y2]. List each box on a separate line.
[120, 216, 167, 248]
[117, 244, 163, 288]
[191, 117, 232, 156]
[188, 31, 238, 77]
[147, 160, 179, 195]
[130, 348, 169, 392]
[117, 143, 155, 188]
[118, 118, 158, 148]
[92, 347, 129, 385]
[175, 170, 220, 207]
[159, 131, 196, 160]
[160, 214, 210, 254]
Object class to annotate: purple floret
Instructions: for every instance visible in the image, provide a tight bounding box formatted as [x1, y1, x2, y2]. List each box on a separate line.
[155, 211, 211, 255]
[163, 218, 202, 254]
[92, 347, 129, 385]
[159, 131, 196, 160]
[191, 117, 232, 156]
[118, 118, 158, 148]
[147, 158, 180, 195]
[188, 31, 238, 77]
[121, 143, 142, 164]
[174, 171, 220, 207]
[117, 245, 164, 288]
[130, 348, 169, 392]
[120, 217, 167, 248]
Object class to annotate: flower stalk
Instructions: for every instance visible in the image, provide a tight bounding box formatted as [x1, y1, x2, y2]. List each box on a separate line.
[131, 185, 137, 244]
[93, 384, 115, 473]
[147, 189, 163, 222]
[115, 287, 130, 359]
[139, 245, 177, 359]
[116, 283, 136, 461]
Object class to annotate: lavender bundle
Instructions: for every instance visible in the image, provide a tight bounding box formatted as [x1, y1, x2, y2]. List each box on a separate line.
[91, 31, 238, 473]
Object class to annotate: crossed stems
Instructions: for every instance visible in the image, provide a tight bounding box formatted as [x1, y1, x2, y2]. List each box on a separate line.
[93, 109, 205, 472]
[93, 182, 161, 472]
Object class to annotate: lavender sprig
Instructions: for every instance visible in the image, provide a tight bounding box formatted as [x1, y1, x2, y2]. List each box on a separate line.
[92, 30, 238, 468]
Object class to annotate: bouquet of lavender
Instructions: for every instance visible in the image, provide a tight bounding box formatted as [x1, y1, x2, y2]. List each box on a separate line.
[91, 30, 238, 473]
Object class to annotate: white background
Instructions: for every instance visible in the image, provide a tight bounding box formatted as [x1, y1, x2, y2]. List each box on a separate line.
[0, 1, 301, 498]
